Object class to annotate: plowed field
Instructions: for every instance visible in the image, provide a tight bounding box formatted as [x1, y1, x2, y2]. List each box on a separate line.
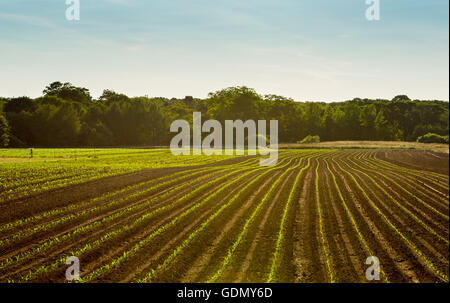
[0, 149, 448, 283]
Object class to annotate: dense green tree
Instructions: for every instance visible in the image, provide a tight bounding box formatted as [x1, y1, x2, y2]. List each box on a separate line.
[79, 121, 114, 147]
[3, 97, 36, 114]
[103, 97, 167, 146]
[0, 97, 7, 111]
[207, 87, 262, 122]
[331, 107, 346, 141]
[359, 104, 377, 139]
[0, 113, 9, 147]
[1, 82, 448, 147]
[43, 82, 92, 103]
[392, 95, 411, 101]
[374, 109, 390, 140]
[342, 102, 361, 140]
[303, 102, 324, 140]
[98, 90, 130, 104]
[165, 101, 193, 123]
[5, 111, 33, 146]
[25, 103, 81, 146]
[264, 95, 302, 142]
[321, 106, 335, 141]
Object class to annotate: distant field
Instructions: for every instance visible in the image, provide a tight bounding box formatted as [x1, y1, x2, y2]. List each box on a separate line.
[281, 141, 450, 154]
[0, 147, 448, 283]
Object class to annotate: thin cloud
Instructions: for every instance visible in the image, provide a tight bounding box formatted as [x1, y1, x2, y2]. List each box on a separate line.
[0, 13, 56, 29]
[104, 0, 133, 6]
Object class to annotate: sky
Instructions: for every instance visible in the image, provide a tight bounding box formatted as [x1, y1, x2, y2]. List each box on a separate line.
[0, 0, 448, 101]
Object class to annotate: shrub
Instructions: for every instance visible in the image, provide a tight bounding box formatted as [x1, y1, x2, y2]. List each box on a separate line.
[416, 133, 449, 144]
[298, 135, 320, 144]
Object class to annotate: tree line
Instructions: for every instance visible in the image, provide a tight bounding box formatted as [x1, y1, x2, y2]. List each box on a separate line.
[0, 82, 448, 147]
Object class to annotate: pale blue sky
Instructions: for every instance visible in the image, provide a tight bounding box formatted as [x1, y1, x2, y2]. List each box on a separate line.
[0, 0, 448, 101]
